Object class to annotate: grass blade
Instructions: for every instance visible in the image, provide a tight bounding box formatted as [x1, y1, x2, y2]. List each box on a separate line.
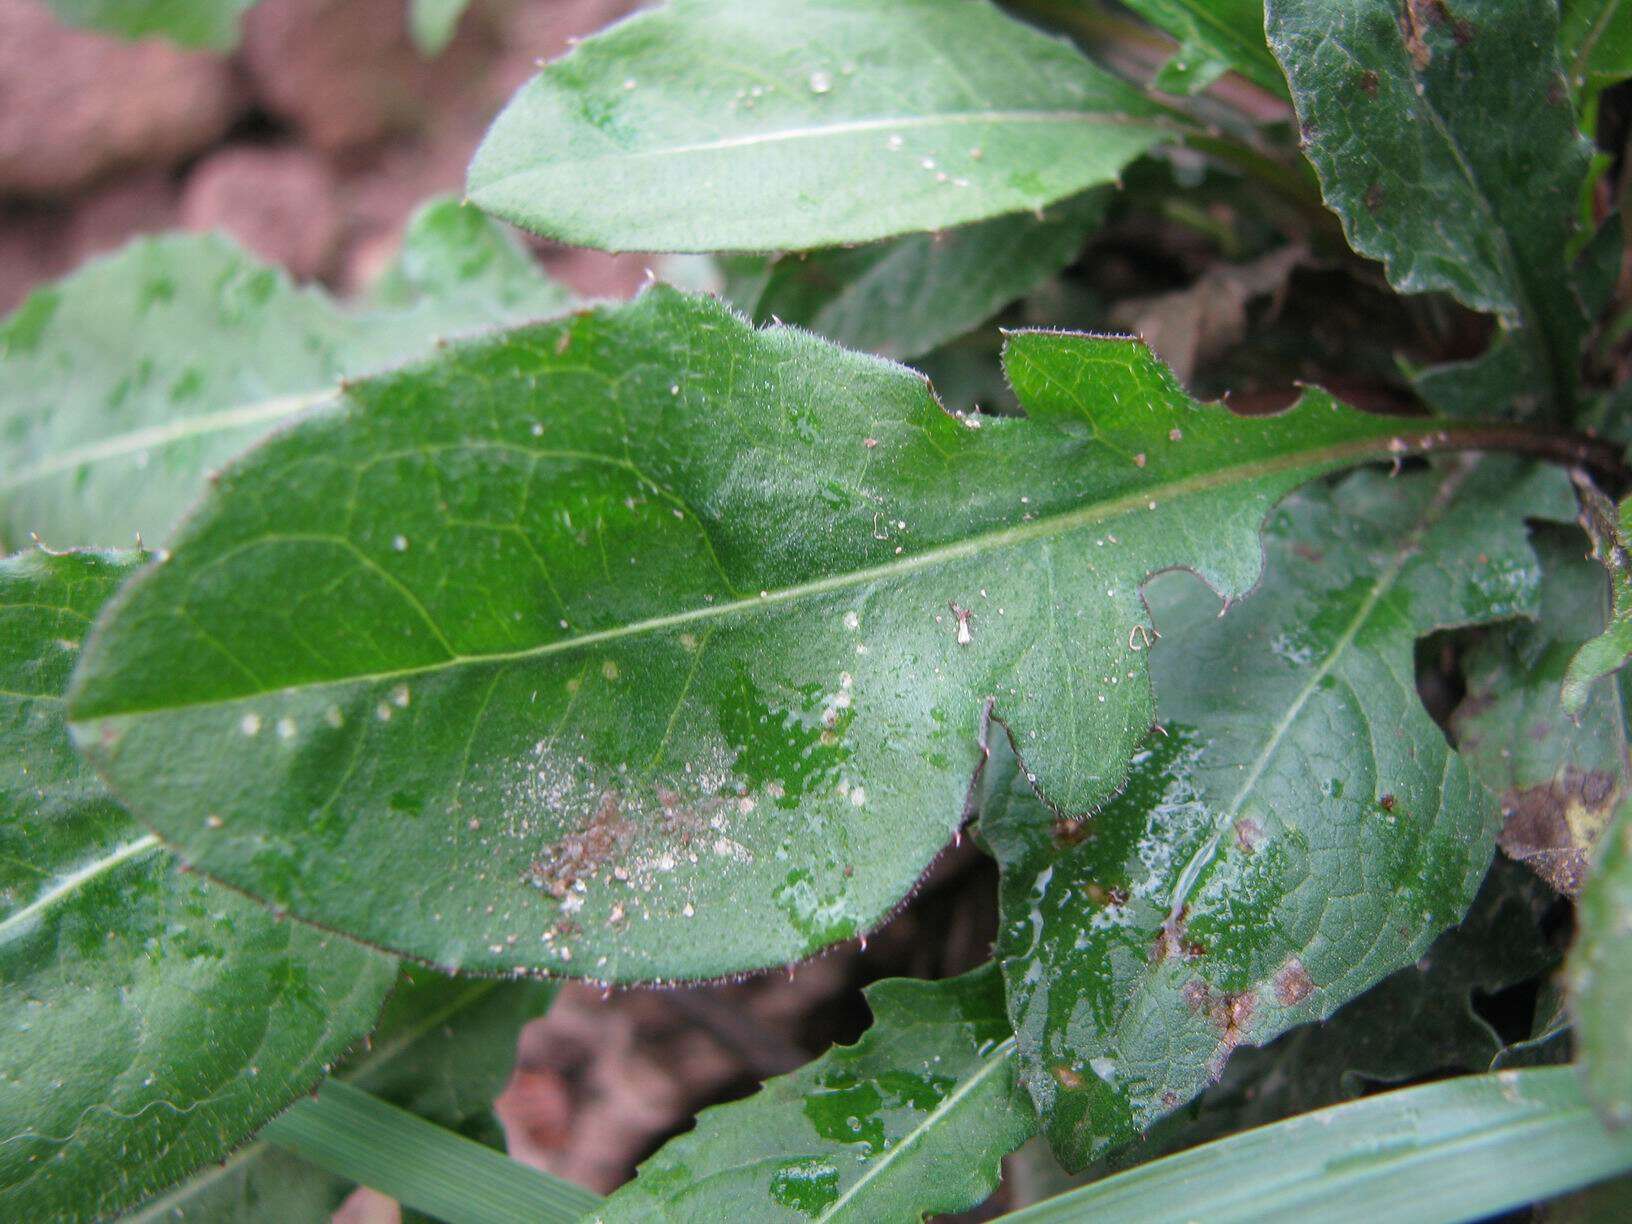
[1000, 1067, 1632, 1223]
[264, 1080, 601, 1224]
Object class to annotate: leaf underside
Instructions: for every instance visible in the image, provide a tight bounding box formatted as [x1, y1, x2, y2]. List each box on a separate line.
[985, 458, 1571, 1169]
[0, 549, 396, 1223]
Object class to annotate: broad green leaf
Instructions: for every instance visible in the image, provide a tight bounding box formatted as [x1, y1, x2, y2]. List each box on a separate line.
[1570, 797, 1632, 1127]
[1120, 0, 1286, 96]
[1455, 524, 1629, 893]
[43, 0, 258, 50]
[1266, 0, 1592, 417]
[998, 1067, 1632, 1224]
[1120, 858, 1566, 1170]
[1560, 0, 1632, 112]
[1562, 480, 1632, 711]
[134, 968, 556, 1222]
[66, 287, 1494, 982]
[596, 965, 1033, 1222]
[720, 192, 1105, 360]
[0, 198, 571, 553]
[467, 0, 1172, 252]
[0, 549, 397, 1223]
[984, 458, 1572, 1169]
[410, 0, 470, 56]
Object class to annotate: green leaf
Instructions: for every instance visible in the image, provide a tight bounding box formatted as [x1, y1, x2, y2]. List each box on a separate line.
[1123, 858, 1567, 1168]
[1570, 797, 1632, 1127]
[984, 458, 1572, 1169]
[262, 1081, 600, 1224]
[1560, 0, 1632, 112]
[65, 287, 1495, 982]
[1562, 480, 1632, 711]
[720, 192, 1105, 360]
[0, 198, 571, 553]
[129, 968, 556, 1222]
[409, 0, 470, 56]
[42, 0, 258, 50]
[997, 1067, 1632, 1224]
[1266, 0, 1592, 417]
[0, 549, 397, 1223]
[596, 965, 1033, 1222]
[1120, 0, 1286, 96]
[1455, 522, 1629, 893]
[467, 0, 1172, 252]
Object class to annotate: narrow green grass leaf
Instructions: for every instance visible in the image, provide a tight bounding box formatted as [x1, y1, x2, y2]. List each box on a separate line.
[263, 1081, 599, 1224]
[1563, 478, 1632, 710]
[998, 1067, 1632, 1223]
[1569, 797, 1632, 1127]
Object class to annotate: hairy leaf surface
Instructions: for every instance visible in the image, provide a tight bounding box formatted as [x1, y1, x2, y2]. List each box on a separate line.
[595, 966, 1032, 1222]
[43, 0, 257, 49]
[1455, 525, 1629, 893]
[1121, 0, 1285, 95]
[1571, 798, 1632, 1126]
[1266, 0, 1591, 417]
[131, 968, 555, 1222]
[68, 287, 1485, 981]
[720, 192, 1105, 360]
[984, 459, 1570, 1169]
[0, 550, 397, 1223]
[468, 0, 1170, 251]
[0, 199, 570, 552]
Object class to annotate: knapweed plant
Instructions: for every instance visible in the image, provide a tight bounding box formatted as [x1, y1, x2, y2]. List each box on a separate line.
[5, 1, 1632, 1220]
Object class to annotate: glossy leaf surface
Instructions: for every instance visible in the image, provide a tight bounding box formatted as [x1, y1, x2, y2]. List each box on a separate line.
[43, 0, 258, 49]
[1455, 525, 1628, 894]
[985, 459, 1570, 1169]
[1571, 798, 1632, 1126]
[1266, 0, 1590, 417]
[596, 966, 1032, 1222]
[720, 192, 1105, 360]
[468, 0, 1170, 251]
[136, 968, 556, 1222]
[0, 199, 571, 552]
[68, 288, 1489, 981]
[0, 550, 397, 1223]
[1121, 0, 1285, 95]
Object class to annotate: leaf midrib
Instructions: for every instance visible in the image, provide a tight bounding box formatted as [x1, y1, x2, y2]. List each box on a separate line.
[0, 832, 162, 942]
[76, 422, 1475, 724]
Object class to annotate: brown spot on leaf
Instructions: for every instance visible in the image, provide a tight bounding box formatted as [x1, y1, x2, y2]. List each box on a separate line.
[1153, 905, 1191, 962]
[1234, 816, 1264, 853]
[1053, 1065, 1084, 1090]
[526, 791, 632, 899]
[1359, 69, 1380, 97]
[1379, 793, 1396, 812]
[1498, 766, 1621, 895]
[1365, 182, 1386, 213]
[1275, 959, 1315, 1007]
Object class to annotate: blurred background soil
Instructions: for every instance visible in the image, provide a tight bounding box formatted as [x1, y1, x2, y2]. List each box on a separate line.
[0, 0, 1010, 1210]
